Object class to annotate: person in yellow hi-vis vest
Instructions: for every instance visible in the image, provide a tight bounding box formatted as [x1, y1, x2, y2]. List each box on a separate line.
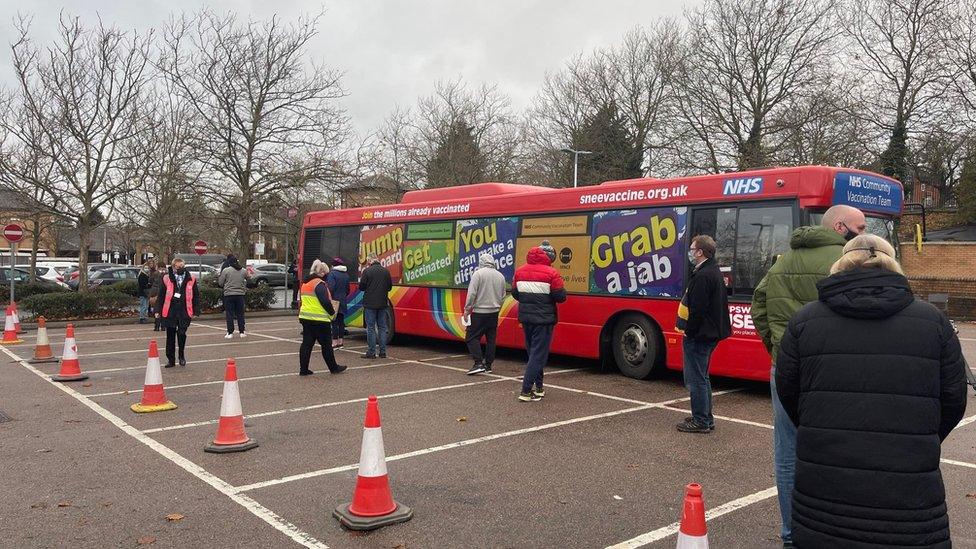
[298, 259, 347, 376]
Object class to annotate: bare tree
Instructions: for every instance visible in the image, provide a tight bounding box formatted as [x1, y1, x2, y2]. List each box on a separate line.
[408, 79, 521, 188]
[674, 0, 840, 172]
[945, 0, 976, 123]
[159, 11, 348, 257]
[846, 0, 953, 182]
[0, 15, 156, 289]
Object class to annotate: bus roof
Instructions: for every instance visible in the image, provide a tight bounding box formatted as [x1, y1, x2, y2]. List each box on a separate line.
[305, 166, 902, 227]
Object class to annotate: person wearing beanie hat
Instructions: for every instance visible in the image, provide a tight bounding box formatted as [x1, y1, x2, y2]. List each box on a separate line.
[326, 257, 351, 349]
[511, 243, 567, 401]
[463, 253, 507, 375]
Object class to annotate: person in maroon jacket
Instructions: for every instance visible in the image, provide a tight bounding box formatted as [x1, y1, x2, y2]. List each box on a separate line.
[511, 241, 567, 402]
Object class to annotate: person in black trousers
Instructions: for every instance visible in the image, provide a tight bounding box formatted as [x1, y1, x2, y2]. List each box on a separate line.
[325, 257, 350, 349]
[298, 259, 347, 376]
[155, 258, 201, 367]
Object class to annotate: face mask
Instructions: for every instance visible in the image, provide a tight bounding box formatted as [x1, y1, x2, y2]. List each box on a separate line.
[842, 223, 857, 241]
[175, 268, 186, 275]
[688, 250, 698, 263]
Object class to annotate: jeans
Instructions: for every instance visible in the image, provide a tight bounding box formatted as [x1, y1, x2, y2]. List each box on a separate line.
[682, 337, 717, 428]
[331, 312, 345, 340]
[138, 295, 149, 320]
[770, 368, 796, 543]
[521, 323, 554, 394]
[224, 295, 245, 334]
[465, 311, 499, 365]
[299, 319, 340, 373]
[364, 307, 388, 355]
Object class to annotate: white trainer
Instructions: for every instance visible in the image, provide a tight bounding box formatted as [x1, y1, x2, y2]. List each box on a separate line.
[224, 333, 233, 339]
[239, 332, 247, 338]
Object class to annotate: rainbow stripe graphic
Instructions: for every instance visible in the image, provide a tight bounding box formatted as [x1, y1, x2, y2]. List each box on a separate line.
[344, 286, 412, 328]
[499, 295, 517, 320]
[431, 288, 467, 339]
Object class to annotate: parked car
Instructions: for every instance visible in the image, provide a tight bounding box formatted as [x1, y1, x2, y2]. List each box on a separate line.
[0, 267, 64, 291]
[67, 263, 118, 290]
[88, 267, 142, 289]
[14, 265, 70, 288]
[246, 263, 294, 288]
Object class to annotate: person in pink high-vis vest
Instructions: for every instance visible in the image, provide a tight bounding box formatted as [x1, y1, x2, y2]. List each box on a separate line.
[155, 258, 201, 367]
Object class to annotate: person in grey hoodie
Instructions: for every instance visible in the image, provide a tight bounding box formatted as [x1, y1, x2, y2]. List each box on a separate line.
[218, 255, 249, 339]
[464, 253, 507, 375]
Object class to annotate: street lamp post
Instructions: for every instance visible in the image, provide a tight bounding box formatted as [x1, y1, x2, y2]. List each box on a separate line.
[560, 147, 593, 188]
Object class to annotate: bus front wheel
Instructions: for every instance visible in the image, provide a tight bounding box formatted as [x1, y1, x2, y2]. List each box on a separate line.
[611, 314, 660, 379]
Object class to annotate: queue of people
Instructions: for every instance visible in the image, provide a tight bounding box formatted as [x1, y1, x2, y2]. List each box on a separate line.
[139, 223, 968, 547]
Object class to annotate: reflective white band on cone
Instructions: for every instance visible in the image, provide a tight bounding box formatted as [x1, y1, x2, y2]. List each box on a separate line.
[62, 338, 77, 359]
[676, 532, 709, 549]
[358, 427, 388, 477]
[145, 357, 162, 385]
[220, 381, 243, 417]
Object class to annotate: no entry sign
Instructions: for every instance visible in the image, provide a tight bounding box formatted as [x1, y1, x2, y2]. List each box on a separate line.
[3, 223, 24, 243]
[193, 240, 208, 255]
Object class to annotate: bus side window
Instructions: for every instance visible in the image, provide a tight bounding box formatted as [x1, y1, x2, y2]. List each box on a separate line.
[733, 206, 792, 295]
[691, 207, 737, 291]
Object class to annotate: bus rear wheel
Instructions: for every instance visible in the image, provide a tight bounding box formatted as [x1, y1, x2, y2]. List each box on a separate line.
[611, 313, 660, 379]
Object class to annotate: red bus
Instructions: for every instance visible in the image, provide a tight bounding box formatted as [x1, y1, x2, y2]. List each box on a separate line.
[299, 166, 903, 381]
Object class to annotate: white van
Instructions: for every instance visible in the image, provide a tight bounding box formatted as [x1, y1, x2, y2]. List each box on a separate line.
[15, 264, 72, 287]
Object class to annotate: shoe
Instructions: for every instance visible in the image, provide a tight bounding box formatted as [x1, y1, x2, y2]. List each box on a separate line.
[331, 341, 339, 349]
[684, 417, 715, 430]
[153, 327, 160, 332]
[330, 365, 347, 374]
[518, 391, 542, 402]
[299, 370, 315, 376]
[532, 387, 545, 398]
[224, 333, 233, 339]
[239, 332, 246, 338]
[179, 358, 186, 367]
[165, 362, 175, 368]
[676, 419, 713, 433]
[467, 363, 487, 375]
[484, 364, 492, 373]
[378, 352, 387, 358]
[362, 353, 377, 359]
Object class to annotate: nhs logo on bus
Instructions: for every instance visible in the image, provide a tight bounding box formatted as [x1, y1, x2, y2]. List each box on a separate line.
[723, 177, 763, 196]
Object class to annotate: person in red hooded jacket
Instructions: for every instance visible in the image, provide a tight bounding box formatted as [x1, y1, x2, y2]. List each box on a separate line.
[511, 240, 566, 402]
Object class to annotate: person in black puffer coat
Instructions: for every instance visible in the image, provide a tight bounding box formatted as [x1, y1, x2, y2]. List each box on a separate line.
[776, 234, 968, 549]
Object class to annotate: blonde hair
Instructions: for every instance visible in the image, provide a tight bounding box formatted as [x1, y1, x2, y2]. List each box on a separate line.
[309, 259, 329, 277]
[172, 258, 185, 268]
[830, 234, 903, 275]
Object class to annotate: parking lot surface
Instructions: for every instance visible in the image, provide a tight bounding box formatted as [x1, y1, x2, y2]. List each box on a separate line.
[1, 317, 974, 548]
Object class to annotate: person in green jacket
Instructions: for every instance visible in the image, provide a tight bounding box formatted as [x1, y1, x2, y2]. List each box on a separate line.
[751, 204, 866, 549]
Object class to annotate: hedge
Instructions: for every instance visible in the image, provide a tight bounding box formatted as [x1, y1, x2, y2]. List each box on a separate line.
[0, 282, 69, 305]
[21, 290, 134, 321]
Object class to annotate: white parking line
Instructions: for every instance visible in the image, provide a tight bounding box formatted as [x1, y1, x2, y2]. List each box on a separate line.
[957, 413, 976, 429]
[43, 326, 303, 346]
[605, 486, 779, 548]
[77, 352, 300, 374]
[87, 360, 410, 397]
[0, 345, 328, 549]
[142, 376, 509, 434]
[234, 403, 657, 493]
[80, 339, 272, 357]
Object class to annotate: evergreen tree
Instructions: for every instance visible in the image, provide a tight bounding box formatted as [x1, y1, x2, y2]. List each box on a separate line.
[879, 122, 910, 186]
[425, 118, 486, 188]
[568, 103, 643, 187]
[956, 142, 976, 224]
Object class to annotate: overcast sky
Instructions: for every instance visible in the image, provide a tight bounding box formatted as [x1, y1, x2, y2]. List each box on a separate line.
[0, 0, 696, 135]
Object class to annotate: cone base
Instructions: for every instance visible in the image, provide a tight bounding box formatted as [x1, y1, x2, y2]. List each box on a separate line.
[131, 401, 178, 413]
[333, 502, 413, 531]
[52, 373, 89, 382]
[0, 339, 24, 345]
[29, 356, 59, 364]
[204, 439, 258, 453]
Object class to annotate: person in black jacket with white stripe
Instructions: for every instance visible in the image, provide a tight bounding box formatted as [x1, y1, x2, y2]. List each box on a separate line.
[776, 234, 967, 548]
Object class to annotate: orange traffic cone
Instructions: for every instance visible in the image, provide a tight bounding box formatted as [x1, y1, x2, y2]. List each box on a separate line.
[676, 483, 709, 548]
[29, 316, 57, 363]
[11, 302, 22, 334]
[1, 305, 24, 345]
[333, 395, 413, 531]
[131, 341, 177, 413]
[204, 359, 258, 453]
[52, 324, 88, 382]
